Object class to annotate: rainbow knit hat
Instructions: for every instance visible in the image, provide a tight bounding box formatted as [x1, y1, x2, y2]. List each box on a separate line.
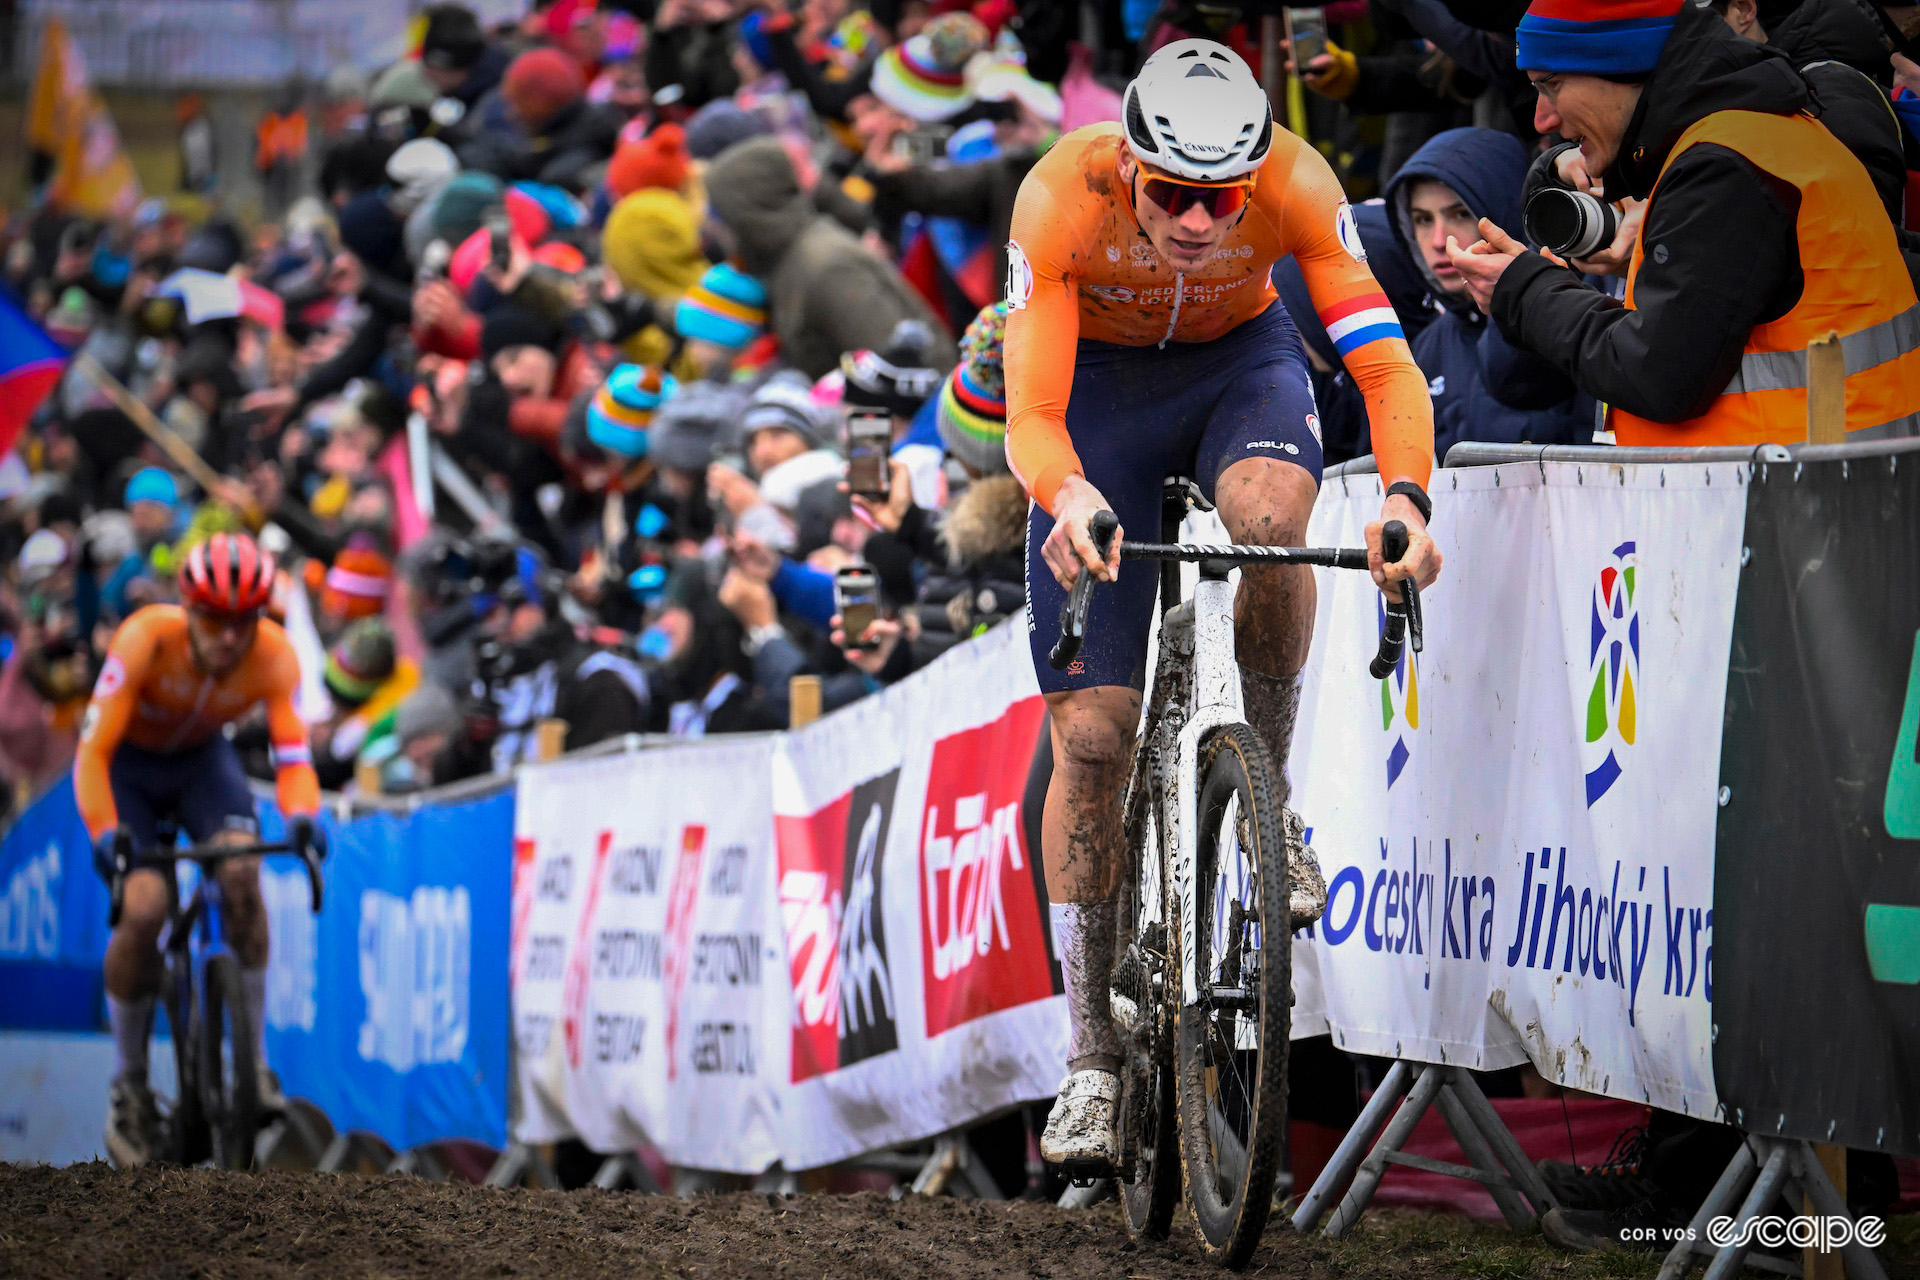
[674, 262, 768, 352]
[1515, 0, 1684, 77]
[588, 365, 678, 459]
[936, 302, 1010, 475]
[871, 13, 988, 122]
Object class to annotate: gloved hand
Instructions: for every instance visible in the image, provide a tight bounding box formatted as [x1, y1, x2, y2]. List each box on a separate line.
[1296, 40, 1360, 102]
[287, 813, 327, 861]
[93, 824, 135, 885]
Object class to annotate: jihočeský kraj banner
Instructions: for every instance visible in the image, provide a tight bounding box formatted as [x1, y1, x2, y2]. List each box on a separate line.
[512, 623, 1066, 1172]
[1288, 460, 1746, 1120]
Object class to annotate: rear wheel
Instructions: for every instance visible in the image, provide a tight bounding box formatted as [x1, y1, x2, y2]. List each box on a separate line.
[1116, 781, 1179, 1239]
[163, 950, 208, 1166]
[200, 954, 260, 1170]
[1176, 723, 1291, 1267]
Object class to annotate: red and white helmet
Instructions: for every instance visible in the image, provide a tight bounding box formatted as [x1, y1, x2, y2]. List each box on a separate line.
[179, 533, 276, 615]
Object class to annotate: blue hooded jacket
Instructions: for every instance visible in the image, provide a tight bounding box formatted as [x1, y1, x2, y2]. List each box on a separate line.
[1385, 128, 1593, 459]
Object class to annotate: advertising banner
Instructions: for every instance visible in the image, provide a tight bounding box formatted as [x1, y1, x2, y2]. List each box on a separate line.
[1712, 448, 1920, 1157]
[511, 737, 787, 1173]
[0, 777, 108, 1030]
[1290, 461, 1745, 1119]
[257, 790, 514, 1152]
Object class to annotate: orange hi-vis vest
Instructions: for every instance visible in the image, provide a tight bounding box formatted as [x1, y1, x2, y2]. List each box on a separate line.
[1611, 110, 1920, 446]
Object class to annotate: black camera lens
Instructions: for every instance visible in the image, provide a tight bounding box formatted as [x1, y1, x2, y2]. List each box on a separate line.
[1523, 188, 1620, 261]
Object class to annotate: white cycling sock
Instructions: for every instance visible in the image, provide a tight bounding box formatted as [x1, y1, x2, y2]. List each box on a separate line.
[1052, 901, 1121, 1075]
[242, 967, 269, 1069]
[108, 994, 155, 1084]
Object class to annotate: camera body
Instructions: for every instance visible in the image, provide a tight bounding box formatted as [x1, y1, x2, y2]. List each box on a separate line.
[1524, 187, 1620, 261]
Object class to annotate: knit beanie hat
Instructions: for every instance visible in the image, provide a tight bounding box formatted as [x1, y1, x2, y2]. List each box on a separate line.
[587, 365, 678, 458]
[503, 48, 587, 128]
[1515, 0, 1683, 76]
[322, 545, 392, 621]
[325, 617, 398, 706]
[386, 138, 460, 216]
[674, 262, 768, 352]
[419, 3, 486, 72]
[650, 379, 744, 472]
[684, 99, 774, 160]
[370, 59, 440, 112]
[936, 302, 1009, 475]
[429, 172, 506, 246]
[481, 303, 566, 359]
[602, 189, 706, 300]
[394, 682, 463, 744]
[607, 123, 692, 200]
[124, 467, 180, 510]
[871, 12, 989, 121]
[841, 318, 944, 417]
[742, 370, 828, 450]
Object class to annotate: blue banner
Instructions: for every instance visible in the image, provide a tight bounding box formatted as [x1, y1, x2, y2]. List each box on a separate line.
[0, 777, 514, 1153]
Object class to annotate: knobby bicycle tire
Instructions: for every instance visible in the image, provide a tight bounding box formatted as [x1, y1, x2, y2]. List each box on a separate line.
[201, 954, 260, 1171]
[1176, 723, 1291, 1268]
[1117, 759, 1179, 1239]
[164, 951, 208, 1166]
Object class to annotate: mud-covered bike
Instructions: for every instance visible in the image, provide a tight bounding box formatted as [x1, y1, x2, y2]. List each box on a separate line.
[106, 828, 325, 1168]
[1050, 479, 1421, 1267]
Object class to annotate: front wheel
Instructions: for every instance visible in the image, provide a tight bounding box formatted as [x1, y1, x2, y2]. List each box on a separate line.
[163, 950, 208, 1166]
[200, 954, 260, 1170]
[1176, 723, 1291, 1268]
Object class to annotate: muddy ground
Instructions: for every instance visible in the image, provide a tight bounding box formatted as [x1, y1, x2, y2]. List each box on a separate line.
[3, 1162, 1916, 1280]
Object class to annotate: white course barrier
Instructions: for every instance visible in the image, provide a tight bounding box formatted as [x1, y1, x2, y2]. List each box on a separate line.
[509, 458, 1744, 1168]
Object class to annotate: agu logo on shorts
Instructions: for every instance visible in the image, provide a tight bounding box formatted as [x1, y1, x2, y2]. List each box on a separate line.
[777, 770, 902, 1082]
[1377, 596, 1418, 788]
[1583, 541, 1640, 807]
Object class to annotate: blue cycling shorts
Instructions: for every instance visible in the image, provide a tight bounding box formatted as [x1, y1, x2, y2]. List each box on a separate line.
[94, 734, 258, 881]
[1026, 301, 1323, 694]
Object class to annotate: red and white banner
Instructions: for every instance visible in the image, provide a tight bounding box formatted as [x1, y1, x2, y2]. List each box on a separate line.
[510, 623, 1065, 1170]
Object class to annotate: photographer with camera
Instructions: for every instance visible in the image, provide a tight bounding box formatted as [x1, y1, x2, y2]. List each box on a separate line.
[1448, 0, 1920, 444]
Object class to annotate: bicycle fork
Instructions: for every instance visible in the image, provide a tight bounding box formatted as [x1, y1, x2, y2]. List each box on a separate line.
[1167, 568, 1245, 1009]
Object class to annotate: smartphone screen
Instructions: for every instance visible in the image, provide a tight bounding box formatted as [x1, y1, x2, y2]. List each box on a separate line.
[1285, 7, 1329, 72]
[485, 212, 514, 274]
[845, 412, 893, 499]
[834, 565, 882, 650]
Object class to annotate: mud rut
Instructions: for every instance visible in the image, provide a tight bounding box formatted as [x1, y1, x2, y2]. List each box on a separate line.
[0, 1161, 1643, 1280]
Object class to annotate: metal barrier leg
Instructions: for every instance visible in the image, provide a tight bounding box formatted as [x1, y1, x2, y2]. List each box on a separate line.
[1292, 1058, 1413, 1232]
[1322, 1064, 1447, 1238]
[1701, 1139, 1794, 1280]
[1432, 1079, 1535, 1230]
[1657, 1140, 1758, 1280]
[483, 1141, 560, 1189]
[1443, 1067, 1559, 1215]
[591, 1152, 663, 1193]
[1792, 1140, 1891, 1280]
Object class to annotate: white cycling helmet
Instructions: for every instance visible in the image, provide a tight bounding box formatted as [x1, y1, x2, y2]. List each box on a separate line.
[1122, 39, 1275, 182]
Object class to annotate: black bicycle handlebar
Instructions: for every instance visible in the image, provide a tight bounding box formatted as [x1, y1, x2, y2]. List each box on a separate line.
[106, 835, 323, 927]
[1049, 509, 1414, 674]
[1369, 520, 1426, 679]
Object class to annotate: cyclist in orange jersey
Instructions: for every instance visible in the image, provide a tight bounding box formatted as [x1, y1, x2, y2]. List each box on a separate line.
[1007, 40, 1443, 1173]
[74, 532, 323, 1167]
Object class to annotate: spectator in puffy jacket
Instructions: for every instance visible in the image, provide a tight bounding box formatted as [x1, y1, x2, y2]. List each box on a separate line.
[461, 49, 625, 192]
[1386, 127, 1593, 459]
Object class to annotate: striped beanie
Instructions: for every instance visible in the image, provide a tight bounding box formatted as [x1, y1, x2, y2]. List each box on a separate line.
[1515, 0, 1683, 76]
[322, 545, 392, 621]
[588, 365, 678, 459]
[871, 12, 988, 122]
[937, 302, 1010, 475]
[324, 618, 397, 706]
[674, 262, 768, 352]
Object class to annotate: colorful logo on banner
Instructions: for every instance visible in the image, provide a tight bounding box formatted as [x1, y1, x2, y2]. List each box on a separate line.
[1584, 541, 1640, 806]
[1378, 596, 1419, 788]
[778, 770, 903, 1083]
[920, 697, 1055, 1037]
[660, 825, 706, 1080]
[1865, 631, 1920, 986]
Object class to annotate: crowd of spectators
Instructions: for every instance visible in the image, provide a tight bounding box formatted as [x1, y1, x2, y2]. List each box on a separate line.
[5, 0, 1920, 822]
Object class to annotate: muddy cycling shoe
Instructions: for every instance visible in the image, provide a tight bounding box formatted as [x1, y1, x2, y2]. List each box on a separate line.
[256, 1066, 286, 1114]
[1040, 1069, 1120, 1179]
[105, 1075, 162, 1169]
[1537, 1125, 1657, 1212]
[1283, 808, 1326, 928]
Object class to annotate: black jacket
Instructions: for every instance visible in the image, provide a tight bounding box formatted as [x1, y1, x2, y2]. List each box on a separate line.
[1494, 7, 1835, 423]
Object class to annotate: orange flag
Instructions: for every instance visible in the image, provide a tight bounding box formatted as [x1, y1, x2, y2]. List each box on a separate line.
[26, 17, 141, 220]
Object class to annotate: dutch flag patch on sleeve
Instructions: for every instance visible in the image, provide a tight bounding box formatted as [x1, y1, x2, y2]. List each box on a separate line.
[1321, 293, 1405, 358]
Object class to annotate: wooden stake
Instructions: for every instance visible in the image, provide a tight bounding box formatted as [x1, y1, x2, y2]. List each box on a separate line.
[72, 353, 265, 525]
[535, 718, 568, 761]
[1806, 330, 1846, 445]
[1804, 1143, 1847, 1280]
[788, 675, 822, 729]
